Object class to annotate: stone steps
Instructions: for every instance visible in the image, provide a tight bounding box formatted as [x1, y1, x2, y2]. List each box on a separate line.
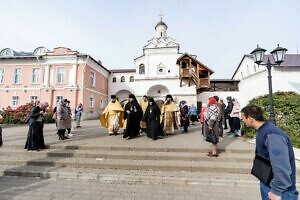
[0, 155, 254, 173]
[3, 144, 254, 154]
[0, 165, 260, 187]
[0, 148, 254, 162]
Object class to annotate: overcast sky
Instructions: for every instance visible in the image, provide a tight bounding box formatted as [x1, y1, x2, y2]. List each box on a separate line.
[1, 0, 300, 78]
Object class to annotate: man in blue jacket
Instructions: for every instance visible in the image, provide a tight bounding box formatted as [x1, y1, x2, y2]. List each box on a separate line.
[241, 105, 298, 200]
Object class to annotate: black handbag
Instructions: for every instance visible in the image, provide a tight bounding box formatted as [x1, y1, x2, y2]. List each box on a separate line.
[251, 153, 273, 186]
[206, 129, 218, 144]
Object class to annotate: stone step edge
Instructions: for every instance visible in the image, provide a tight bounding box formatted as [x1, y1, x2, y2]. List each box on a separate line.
[2, 145, 255, 154]
[0, 169, 261, 187]
[0, 160, 253, 174]
[0, 151, 253, 162]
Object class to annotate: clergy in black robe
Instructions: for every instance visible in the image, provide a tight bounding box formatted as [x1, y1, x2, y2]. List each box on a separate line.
[123, 94, 143, 139]
[25, 102, 49, 151]
[143, 98, 164, 140]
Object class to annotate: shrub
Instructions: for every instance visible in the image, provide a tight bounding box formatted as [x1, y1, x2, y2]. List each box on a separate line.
[0, 103, 55, 124]
[243, 91, 300, 148]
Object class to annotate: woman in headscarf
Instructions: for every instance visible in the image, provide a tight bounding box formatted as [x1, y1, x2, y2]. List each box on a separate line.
[230, 98, 241, 137]
[143, 97, 164, 140]
[123, 94, 143, 139]
[179, 100, 190, 133]
[56, 99, 70, 140]
[204, 97, 220, 157]
[25, 102, 49, 151]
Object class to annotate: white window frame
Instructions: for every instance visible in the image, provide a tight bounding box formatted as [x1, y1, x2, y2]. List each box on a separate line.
[13, 68, 22, 84]
[56, 67, 65, 84]
[0, 68, 4, 84]
[31, 68, 40, 84]
[129, 76, 134, 82]
[139, 64, 145, 74]
[157, 63, 166, 74]
[11, 96, 19, 106]
[30, 96, 38, 103]
[56, 96, 63, 104]
[120, 76, 125, 82]
[89, 97, 94, 108]
[90, 71, 96, 87]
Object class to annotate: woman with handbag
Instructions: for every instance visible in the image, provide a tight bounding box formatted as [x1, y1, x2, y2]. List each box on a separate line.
[203, 97, 220, 157]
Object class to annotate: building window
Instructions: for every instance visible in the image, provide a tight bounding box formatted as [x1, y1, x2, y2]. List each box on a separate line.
[56, 96, 63, 104]
[120, 76, 125, 82]
[12, 96, 19, 106]
[0, 48, 13, 57]
[100, 99, 104, 109]
[30, 96, 38, 103]
[31, 68, 40, 83]
[241, 72, 244, 78]
[13, 68, 22, 84]
[112, 77, 116, 82]
[90, 71, 96, 86]
[129, 76, 134, 82]
[0, 68, 4, 84]
[157, 63, 165, 74]
[57, 67, 65, 83]
[253, 65, 257, 72]
[89, 97, 94, 108]
[139, 64, 145, 74]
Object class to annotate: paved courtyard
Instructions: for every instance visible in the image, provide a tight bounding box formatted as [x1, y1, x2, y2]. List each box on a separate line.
[0, 176, 261, 200]
[0, 120, 298, 200]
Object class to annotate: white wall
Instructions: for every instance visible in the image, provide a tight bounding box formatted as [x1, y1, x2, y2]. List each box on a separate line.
[234, 56, 300, 107]
[198, 91, 240, 105]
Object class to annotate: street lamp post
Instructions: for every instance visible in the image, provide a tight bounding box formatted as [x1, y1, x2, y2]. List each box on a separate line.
[250, 44, 287, 125]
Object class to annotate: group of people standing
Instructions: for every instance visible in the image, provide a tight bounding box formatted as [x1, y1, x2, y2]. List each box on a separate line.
[52, 99, 83, 140]
[100, 94, 192, 140]
[24, 100, 83, 151]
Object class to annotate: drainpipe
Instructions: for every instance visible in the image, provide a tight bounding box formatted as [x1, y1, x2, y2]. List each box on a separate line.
[81, 55, 89, 117]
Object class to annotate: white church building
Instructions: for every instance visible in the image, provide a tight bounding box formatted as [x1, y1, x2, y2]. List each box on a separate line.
[108, 19, 213, 106]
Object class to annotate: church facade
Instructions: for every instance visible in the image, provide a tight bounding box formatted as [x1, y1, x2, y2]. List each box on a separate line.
[108, 19, 213, 106]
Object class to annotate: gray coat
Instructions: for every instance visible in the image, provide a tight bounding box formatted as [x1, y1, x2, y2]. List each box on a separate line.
[56, 103, 70, 130]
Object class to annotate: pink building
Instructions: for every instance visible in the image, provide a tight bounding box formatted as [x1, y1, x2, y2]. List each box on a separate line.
[0, 47, 110, 119]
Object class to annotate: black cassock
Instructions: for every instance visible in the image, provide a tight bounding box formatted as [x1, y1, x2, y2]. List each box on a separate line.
[123, 102, 143, 138]
[25, 106, 46, 150]
[144, 104, 164, 140]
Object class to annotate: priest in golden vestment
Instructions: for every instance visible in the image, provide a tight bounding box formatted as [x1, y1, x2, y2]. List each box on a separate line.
[139, 95, 148, 133]
[100, 95, 124, 135]
[161, 94, 179, 134]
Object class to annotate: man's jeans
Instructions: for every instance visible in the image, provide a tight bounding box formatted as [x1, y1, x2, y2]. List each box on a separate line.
[260, 182, 298, 200]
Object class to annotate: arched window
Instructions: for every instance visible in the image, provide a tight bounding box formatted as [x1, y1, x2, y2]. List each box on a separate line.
[112, 77, 116, 82]
[33, 47, 48, 56]
[129, 76, 134, 82]
[139, 64, 145, 74]
[120, 76, 125, 82]
[0, 48, 13, 57]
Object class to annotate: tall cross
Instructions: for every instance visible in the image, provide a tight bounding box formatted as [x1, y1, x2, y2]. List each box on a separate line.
[159, 13, 164, 21]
